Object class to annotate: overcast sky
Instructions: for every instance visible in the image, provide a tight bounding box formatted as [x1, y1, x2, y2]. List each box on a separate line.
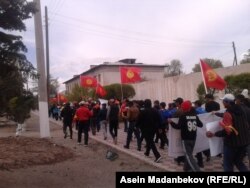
[22, 0, 250, 91]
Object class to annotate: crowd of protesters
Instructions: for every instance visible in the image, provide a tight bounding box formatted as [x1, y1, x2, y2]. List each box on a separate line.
[50, 89, 250, 172]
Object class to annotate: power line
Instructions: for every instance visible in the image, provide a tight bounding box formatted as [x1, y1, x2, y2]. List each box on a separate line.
[214, 49, 233, 59]
[52, 18, 231, 49]
[49, 11, 230, 46]
[48, 0, 65, 30]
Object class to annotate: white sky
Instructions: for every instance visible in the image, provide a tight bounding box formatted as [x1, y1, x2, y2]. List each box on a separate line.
[22, 0, 250, 91]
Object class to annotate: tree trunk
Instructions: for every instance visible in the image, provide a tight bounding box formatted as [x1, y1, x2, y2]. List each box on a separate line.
[16, 122, 26, 136]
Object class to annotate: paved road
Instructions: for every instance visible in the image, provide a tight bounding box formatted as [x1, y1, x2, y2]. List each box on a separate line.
[16, 111, 246, 171]
[45, 114, 228, 172]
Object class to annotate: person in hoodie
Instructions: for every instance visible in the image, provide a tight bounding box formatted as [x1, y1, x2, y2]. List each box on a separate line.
[136, 99, 162, 163]
[98, 103, 108, 140]
[60, 102, 74, 139]
[206, 94, 250, 171]
[169, 100, 203, 172]
[235, 94, 250, 169]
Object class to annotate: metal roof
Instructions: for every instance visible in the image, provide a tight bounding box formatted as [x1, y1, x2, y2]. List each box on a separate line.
[63, 62, 167, 83]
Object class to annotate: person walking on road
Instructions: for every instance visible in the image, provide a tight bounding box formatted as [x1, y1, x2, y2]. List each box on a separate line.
[75, 101, 93, 146]
[60, 102, 74, 139]
[136, 99, 162, 163]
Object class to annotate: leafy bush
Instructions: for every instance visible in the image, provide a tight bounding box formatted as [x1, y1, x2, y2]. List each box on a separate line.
[8, 91, 37, 124]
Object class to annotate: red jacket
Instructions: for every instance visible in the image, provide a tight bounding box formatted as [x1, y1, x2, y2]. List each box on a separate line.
[75, 106, 92, 121]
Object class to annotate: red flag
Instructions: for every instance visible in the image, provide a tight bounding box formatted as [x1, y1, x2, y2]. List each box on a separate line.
[57, 94, 68, 103]
[96, 84, 107, 97]
[120, 67, 141, 84]
[50, 97, 57, 104]
[200, 59, 227, 90]
[80, 76, 97, 87]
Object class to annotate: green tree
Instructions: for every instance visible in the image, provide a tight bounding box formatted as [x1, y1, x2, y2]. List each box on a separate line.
[66, 84, 91, 102]
[104, 84, 135, 100]
[8, 91, 37, 124]
[0, 0, 37, 119]
[240, 49, 250, 64]
[196, 82, 216, 101]
[66, 83, 135, 102]
[0, 64, 24, 114]
[196, 72, 250, 100]
[224, 73, 250, 95]
[0, 0, 37, 78]
[164, 59, 183, 77]
[192, 58, 223, 72]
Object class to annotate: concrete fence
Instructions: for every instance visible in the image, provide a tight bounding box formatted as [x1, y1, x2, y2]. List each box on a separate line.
[132, 63, 250, 103]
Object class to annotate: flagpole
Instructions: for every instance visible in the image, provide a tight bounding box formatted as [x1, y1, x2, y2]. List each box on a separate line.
[94, 84, 97, 100]
[57, 93, 59, 104]
[200, 59, 208, 94]
[119, 66, 124, 101]
[121, 84, 124, 101]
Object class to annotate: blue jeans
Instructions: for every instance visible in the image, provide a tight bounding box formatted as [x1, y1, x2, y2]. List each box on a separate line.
[223, 144, 248, 172]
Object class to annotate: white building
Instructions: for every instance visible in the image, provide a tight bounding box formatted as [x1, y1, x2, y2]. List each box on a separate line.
[64, 59, 167, 94]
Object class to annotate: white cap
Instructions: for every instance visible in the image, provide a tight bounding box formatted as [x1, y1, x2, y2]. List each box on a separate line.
[241, 89, 249, 98]
[220, 94, 235, 101]
[109, 99, 115, 103]
[79, 101, 86, 105]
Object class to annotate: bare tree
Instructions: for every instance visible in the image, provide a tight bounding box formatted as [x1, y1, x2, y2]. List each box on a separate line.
[240, 49, 250, 64]
[164, 59, 183, 77]
[192, 58, 223, 72]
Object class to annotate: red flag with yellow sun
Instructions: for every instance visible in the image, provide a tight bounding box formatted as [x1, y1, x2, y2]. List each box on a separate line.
[80, 76, 97, 88]
[200, 59, 227, 90]
[120, 67, 141, 84]
[96, 83, 107, 97]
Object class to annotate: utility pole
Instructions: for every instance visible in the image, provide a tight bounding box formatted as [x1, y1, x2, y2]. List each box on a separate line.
[34, 0, 50, 137]
[45, 6, 50, 101]
[232, 41, 238, 66]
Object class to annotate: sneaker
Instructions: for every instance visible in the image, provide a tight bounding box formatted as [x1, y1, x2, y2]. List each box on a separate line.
[144, 152, 149, 157]
[154, 156, 162, 163]
[174, 159, 181, 165]
[198, 163, 204, 168]
[206, 156, 211, 162]
[123, 145, 129, 149]
[84, 144, 88, 147]
[77, 142, 82, 145]
[216, 154, 222, 158]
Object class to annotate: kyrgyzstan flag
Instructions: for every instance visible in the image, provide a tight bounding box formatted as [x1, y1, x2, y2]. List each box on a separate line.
[96, 83, 107, 97]
[80, 76, 97, 88]
[56, 94, 68, 103]
[120, 67, 141, 84]
[200, 59, 227, 90]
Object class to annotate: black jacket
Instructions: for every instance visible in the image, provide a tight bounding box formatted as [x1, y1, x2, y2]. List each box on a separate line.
[61, 106, 74, 125]
[136, 107, 161, 136]
[205, 101, 220, 112]
[215, 104, 250, 147]
[171, 109, 203, 141]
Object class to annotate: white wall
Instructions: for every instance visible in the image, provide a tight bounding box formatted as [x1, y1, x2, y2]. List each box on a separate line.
[133, 64, 250, 103]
